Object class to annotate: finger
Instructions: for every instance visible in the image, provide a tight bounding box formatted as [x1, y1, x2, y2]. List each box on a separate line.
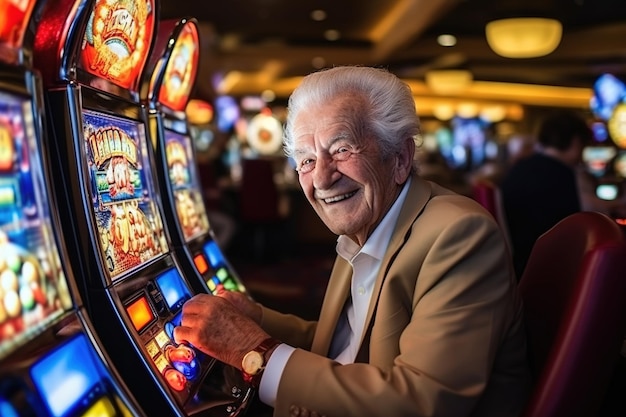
[172, 325, 191, 345]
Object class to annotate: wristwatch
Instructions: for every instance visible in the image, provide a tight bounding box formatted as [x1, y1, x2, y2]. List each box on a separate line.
[241, 337, 281, 387]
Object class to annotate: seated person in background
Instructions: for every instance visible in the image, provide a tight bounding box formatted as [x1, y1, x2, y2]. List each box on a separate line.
[501, 110, 593, 280]
[174, 66, 531, 417]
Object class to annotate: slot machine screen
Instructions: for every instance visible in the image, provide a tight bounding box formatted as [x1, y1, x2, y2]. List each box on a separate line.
[582, 146, 617, 177]
[215, 95, 239, 133]
[0, 91, 72, 359]
[30, 334, 119, 417]
[82, 109, 168, 281]
[155, 267, 190, 312]
[164, 128, 210, 242]
[448, 116, 489, 170]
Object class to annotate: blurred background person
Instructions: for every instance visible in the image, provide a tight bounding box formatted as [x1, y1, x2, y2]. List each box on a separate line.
[501, 110, 593, 279]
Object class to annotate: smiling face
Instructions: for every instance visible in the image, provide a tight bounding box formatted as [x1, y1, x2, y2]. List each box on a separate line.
[292, 95, 414, 246]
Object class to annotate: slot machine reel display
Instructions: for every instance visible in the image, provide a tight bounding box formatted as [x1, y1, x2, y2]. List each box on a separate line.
[142, 18, 247, 297]
[33, 0, 253, 415]
[0, 1, 142, 415]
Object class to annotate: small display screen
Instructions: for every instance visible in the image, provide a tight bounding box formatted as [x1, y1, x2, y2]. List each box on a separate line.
[30, 334, 113, 417]
[164, 128, 210, 242]
[126, 295, 155, 333]
[155, 268, 190, 311]
[0, 91, 72, 360]
[596, 184, 619, 201]
[82, 109, 168, 280]
[202, 240, 225, 268]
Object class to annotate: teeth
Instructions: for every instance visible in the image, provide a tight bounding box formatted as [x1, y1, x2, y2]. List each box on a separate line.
[324, 191, 356, 203]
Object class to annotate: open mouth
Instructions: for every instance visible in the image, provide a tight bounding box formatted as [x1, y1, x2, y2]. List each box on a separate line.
[323, 190, 357, 204]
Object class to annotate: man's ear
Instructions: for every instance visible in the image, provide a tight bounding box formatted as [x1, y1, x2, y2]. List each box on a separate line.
[394, 137, 415, 184]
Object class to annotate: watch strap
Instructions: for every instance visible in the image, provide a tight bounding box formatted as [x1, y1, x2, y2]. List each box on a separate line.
[242, 337, 281, 387]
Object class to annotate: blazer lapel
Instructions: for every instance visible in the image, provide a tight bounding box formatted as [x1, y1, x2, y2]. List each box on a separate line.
[310, 258, 352, 355]
[357, 176, 433, 352]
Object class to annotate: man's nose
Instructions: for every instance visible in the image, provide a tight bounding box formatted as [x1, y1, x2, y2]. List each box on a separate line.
[312, 155, 339, 189]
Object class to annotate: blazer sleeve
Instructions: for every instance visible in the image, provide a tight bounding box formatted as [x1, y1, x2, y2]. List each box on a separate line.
[260, 306, 317, 350]
[271, 206, 527, 417]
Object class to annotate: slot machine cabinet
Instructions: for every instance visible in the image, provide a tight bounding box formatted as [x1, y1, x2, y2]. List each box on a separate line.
[141, 18, 248, 297]
[32, 0, 253, 416]
[0, 1, 144, 416]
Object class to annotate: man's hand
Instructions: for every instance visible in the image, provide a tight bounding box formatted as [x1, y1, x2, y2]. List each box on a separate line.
[173, 294, 269, 370]
[218, 289, 263, 324]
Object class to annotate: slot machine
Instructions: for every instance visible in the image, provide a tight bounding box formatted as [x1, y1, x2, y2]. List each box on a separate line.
[0, 0, 144, 416]
[141, 18, 248, 296]
[32, 0, 253, 415]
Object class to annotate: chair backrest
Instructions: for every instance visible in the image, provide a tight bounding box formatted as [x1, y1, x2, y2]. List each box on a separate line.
[239, 158, 280, 223]
[519, 211, 626, 417]
[472, 179, 499, 221]
[471, 179, 512, 248]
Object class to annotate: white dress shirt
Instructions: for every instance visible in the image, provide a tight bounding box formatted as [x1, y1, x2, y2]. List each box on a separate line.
[259, 178, 411, 405]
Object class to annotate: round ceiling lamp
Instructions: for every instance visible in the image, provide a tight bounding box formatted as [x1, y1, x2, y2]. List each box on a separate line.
[247, 113, 284, 155]
[485, 17, 562, 58]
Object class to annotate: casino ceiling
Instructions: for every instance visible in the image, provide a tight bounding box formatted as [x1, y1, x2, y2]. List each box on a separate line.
[159, 0, 626, 112]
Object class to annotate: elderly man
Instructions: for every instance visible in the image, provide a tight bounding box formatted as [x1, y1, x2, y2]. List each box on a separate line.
[175, 66, 531, 417]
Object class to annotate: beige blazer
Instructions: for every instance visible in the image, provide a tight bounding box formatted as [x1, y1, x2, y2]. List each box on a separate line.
[260, 175, 532, 417]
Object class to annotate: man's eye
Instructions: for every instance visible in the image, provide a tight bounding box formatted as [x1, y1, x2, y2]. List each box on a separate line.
[298, 159, 315, 173]
[334, 147, 351, 160]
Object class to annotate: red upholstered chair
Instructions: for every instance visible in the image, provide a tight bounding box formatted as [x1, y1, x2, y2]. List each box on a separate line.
[471, 179, 504, 224]
[471, 179, 512, 247]
[239, 158, 286, 259]
[519, 211, 626, 417]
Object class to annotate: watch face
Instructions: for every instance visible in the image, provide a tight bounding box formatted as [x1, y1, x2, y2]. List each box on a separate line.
[242, 350, 264, 375]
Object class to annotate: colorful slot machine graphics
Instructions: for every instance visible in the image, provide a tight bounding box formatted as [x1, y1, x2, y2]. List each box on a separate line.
[0, 0, 37, 64]
[80, 0, 155, 90]
[0, 91, 72, 359]
[157, 21, 199, 112]
[165, 129, 210, 241]
[82, 109, 168, 279]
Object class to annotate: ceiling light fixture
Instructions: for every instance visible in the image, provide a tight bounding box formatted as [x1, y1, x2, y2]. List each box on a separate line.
[425, 70, 473, 95]
[437, 34, 457, 47]
[324, 29, 340, 41]
[485, 17, 562, 58]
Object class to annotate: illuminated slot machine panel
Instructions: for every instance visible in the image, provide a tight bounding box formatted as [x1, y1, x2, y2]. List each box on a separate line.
[32, 0, 253, 414]
[202, 239, 244, 294]
[162, 122, 247, 296]
[0, 81, 140, 417]
[142, 18, 248, 297]
[66, 102, 251, 416]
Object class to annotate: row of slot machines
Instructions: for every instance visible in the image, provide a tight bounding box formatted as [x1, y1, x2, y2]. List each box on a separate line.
[0, 0, 253, 416]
